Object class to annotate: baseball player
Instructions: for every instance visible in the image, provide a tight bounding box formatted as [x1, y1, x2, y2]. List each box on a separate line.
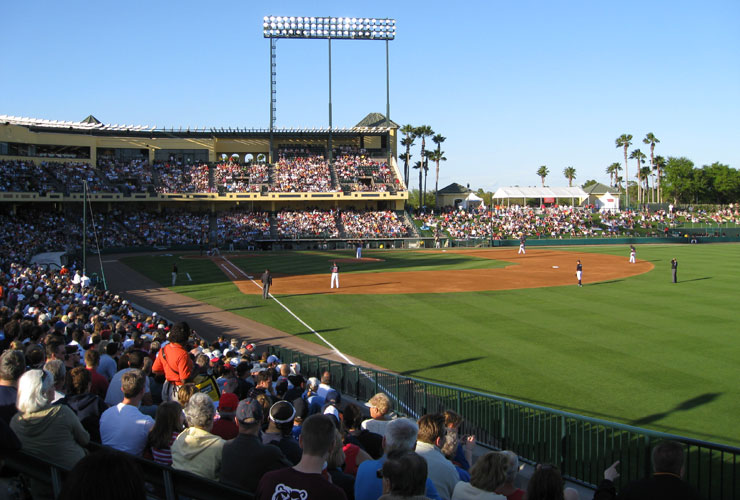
[330, 262, 340, 289]
[172, 264, 178, 286]
[261, 269, 272, 299]
[629, 245, 636, 264]
[576, 259, 583, 287]
[671, 258, 678, 283]
[518, 236, 526, 255]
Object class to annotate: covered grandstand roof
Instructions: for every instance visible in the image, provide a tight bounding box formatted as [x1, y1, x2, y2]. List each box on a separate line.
[492, 186, 588, 200]
[354, 112, 398, 129]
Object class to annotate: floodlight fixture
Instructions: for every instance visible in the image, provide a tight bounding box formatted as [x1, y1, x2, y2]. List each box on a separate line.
[263, 15, 395, 40]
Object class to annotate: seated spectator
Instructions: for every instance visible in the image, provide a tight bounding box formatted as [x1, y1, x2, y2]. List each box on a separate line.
[44, 358, 66, 402]
[146, 401, 185, 466]
[0, 349, 24, 424]
[57, 449, 146, 500]
[221, 397, 293, 493]
[342, 403, 379, 467]
[105, 350, 152, 407]
[526, 465, 579, 500]
[415, 413, 460, 500]
[57, 366, 109, 443]
[451, 451, 508, 499]
[256, 414, 348, 500]
[84, 349, 109, 399]
[496, 451, 525, 500]
[379, 451, 431, 500]
[362, 392, 396, 436]
[11, 369, 89, 497]
[100, 369, 155, 456]
[98, 341, 119, 381]
[304, 376, 325, 414]
[171, 392, 225, 480]
[263, 400, 302, 465]
[593, 440, 701, 500]
[355, 417, 442, 500]
[211, 392, 239, 440]
[443, 410, 475, 472]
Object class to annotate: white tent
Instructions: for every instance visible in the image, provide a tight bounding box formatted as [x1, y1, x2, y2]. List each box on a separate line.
[460, 192, 485, 210]
[595, 191, 620, 211]
[492, 186, 588, 206]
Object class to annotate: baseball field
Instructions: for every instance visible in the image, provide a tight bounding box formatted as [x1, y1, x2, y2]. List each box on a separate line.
[121, 243, 740, 446]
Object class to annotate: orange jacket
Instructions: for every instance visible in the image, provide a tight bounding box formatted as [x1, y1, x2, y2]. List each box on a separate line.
[152, 343, 194, 386]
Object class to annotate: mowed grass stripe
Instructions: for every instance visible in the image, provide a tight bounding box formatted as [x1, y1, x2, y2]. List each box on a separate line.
[121, 244, 740, 445]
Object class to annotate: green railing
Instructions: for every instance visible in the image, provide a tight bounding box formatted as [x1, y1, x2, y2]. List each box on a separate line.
[269, 345, 740, 499]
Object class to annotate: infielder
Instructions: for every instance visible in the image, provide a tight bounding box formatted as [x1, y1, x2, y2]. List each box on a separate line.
[629, 245, 636, 264]
[576, 259, 583, 287]
[518, 236, 526, 255]
[330, 262, 340, 289]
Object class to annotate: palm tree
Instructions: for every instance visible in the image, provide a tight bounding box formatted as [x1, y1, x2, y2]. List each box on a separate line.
[400, 124, 416, 187]
[412, 160, 424, 208]
[643, 133, 660, 201]
[536, 165, 549, 187]
[431, 133, 446, 196]
[629, 149, 646, 204]
[427, 149, 447, 207]
[616, 134, 633, 207]
[653, 155, 666, 204]
[414, 125, 434, 208]
[606, 162, 621, 187]
[563, 166, 577, 187]
[640, 166, 652, 202]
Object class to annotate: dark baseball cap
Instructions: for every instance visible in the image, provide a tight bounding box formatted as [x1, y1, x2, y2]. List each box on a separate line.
[236, 398, 262, 424]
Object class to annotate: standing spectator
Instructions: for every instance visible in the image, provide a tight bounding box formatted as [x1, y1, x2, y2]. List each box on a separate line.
[11, 369, 89, 497]
[593, 441, 701, 500]
[221, 397, 293, 493]
[0, 350, 24, 423]
[261, 269, 272, 299]
[171, 392, 225, 480]
[415, 414, 460, 500]
[256, 414, 348, 500]
[100, 369, 154, 456]
[151, 321, 195, 402]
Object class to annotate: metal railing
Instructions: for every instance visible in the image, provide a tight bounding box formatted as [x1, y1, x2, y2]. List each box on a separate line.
[268, 345, 740, 499]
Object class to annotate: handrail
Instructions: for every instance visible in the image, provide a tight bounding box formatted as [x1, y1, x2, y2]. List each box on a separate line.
[268, 345, 740, 499]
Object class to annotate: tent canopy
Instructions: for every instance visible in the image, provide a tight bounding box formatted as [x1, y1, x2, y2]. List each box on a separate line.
[492, 186, 588, 203]
[460, 192, 484, 209]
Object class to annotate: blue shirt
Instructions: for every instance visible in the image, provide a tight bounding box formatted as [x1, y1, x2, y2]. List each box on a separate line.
[354, 455, 442, 500]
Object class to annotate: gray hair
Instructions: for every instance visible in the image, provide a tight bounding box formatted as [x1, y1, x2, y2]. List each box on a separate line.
[184, 392, 216, 430]
[0, 350, 26, 382]
[307, 377, 320, 391]
[501, 450, 519, 483]
[385, 417, 419, 455]
[17, 369, 54, 414]
[43, 359, 66, 385]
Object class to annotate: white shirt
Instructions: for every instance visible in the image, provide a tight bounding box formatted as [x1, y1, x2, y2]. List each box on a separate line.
[100, 403, 154, 456]
[415, 440, 460, 500]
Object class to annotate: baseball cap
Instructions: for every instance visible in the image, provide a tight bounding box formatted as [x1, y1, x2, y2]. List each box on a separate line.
[269, 400, 296, 424]
[236, 398, 263, 425]
[266, 354, 279, 364]
[218, 393, 239, 414]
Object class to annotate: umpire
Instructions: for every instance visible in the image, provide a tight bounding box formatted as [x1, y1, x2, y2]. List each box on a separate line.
[261, 269, 272, 299]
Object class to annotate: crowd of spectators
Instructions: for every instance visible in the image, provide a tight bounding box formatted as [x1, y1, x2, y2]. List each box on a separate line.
[0, 160, 58, 193]
[214, 162, 270, 193]
[154, 163, 212, 193]
[275, 209, 339, 239]
[46, 162, 109, 193]
[119, 211, 209, 247]
[217, 211, 271, 242]
[273, 155, 334, 192]
[341, 210, 411, 239]
[96, 159, 153, 193]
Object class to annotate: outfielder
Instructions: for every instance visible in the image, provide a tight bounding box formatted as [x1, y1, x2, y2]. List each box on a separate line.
[576, 259, 583, 287]
[518, 236, 526, 255]
[330, 262, 340, 289]
[629, 245, 636, 264]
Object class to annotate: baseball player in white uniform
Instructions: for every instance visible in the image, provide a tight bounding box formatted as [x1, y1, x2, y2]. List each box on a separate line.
[330, 262, 340, 289]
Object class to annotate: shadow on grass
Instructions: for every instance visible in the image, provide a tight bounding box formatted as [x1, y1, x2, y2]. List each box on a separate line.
[223, 305, 263, 313]
[679, 277, 712, 283]
[401, 357, 486, 376]
[631, 392, 722, 426]
[293, 327, 348, 337]
[589, 279, 625, 286]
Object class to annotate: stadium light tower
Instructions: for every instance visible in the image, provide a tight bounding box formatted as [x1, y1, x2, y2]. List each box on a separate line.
[263, 16, 396, 165]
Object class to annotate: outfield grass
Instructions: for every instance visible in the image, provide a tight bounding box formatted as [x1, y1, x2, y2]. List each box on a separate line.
[122, 243, 740, 446]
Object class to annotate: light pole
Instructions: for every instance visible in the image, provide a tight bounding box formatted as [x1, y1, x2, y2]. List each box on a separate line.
[263, 16, 396, 164]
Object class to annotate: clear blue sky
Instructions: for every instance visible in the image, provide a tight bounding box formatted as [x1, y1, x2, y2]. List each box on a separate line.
[3, 0, 738, 191]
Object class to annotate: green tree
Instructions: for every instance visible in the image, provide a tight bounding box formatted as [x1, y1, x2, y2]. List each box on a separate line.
[616, 134, 633, 206]
[643, 133, 660, 201]
[427, 149, 447, 207]
[536, 165, 549, 187]
[582, 179, 598, 189]
[663, 156, 695, 203]
[475, 188, 494, 206]
[400, 124, 416, 188]
[629, 149, 646, 204]
[412, 160, 424, 208]
[653, 155, 666, 203]
[414, 125, 434, 208]
[703, 162, 740, 204]
[640, 166, 652, 202]
[563, 166, 577, 187]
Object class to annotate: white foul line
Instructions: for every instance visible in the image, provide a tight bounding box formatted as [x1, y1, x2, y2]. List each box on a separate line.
[221, 257, 355, 365]
[219, 256, 417, 417]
